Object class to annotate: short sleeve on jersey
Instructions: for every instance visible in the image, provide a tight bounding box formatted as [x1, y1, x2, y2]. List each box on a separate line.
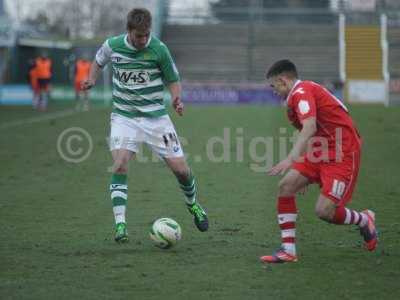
[95, 40, 112, 67]
[158, 43, 180, 83]
[291, 89, 317, 122]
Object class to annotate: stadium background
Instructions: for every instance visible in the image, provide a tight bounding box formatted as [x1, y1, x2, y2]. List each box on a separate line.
[1, 0, 400, 105]
[1, 1, 400, 300]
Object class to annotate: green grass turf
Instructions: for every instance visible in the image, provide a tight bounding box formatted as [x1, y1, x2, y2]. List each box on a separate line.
[0, 104, 399, 300]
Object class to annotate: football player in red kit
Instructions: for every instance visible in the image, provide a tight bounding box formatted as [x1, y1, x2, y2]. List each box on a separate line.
[260, 60, 377, 263]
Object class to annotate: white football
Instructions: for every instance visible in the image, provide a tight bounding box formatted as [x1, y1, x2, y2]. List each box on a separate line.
[149, 218, 182, 249]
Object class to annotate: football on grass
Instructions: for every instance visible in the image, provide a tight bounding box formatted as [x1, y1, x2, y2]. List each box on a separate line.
[149, 218, 182, 249]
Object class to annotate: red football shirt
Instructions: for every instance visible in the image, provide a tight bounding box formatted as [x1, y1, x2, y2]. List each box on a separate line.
[286, 80, 361, 159]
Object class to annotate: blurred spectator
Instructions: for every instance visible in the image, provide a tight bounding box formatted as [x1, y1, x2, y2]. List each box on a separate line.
[27, 59, 40, 110]
[35, 53, 52, 111]
[74, 57, 92, 111]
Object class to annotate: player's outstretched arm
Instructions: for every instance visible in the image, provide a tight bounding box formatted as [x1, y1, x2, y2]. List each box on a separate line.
[267, 117, 317, 176]
[168, 81, 184, 116]
[287, 117, 317, 162]
[82, 60, 102, 90]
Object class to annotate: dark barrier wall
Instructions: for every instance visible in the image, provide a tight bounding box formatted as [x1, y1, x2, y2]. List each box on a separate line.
[12, 46, 71, 84]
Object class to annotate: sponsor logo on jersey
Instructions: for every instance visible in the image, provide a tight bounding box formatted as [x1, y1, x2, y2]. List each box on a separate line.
[115, 69, 150, 86]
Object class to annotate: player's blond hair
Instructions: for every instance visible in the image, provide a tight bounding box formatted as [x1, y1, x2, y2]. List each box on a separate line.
[126, 8, 152, 32]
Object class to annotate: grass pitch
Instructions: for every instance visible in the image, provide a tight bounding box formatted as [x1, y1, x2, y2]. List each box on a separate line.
[0, 103, 399, 300]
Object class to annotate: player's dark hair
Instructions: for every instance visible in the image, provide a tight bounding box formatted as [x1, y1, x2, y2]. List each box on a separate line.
[127, 8, 152, 31]
[266, 59, 298, 79]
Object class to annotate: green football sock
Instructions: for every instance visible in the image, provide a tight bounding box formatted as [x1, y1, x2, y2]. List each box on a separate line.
[110, 173, 128, 225]
[178, 171, 197, 205]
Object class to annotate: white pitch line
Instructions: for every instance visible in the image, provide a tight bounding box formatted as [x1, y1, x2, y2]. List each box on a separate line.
[0, 109, 79, 130]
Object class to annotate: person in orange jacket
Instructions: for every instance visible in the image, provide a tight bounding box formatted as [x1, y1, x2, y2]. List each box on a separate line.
[74, 57, 92, 111]
[35, 53, 52, 111]
[27, 59, 40, 109]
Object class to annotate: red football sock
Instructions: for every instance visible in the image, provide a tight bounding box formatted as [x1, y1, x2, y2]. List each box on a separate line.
[332, 206, 368, 227]
[277, 196, 297, 255]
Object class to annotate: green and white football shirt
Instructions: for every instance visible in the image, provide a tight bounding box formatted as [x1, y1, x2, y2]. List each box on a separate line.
[96, 34, 180, 118]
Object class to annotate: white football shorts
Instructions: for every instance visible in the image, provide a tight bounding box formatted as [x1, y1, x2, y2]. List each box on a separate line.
[109, 112, 184, 158]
